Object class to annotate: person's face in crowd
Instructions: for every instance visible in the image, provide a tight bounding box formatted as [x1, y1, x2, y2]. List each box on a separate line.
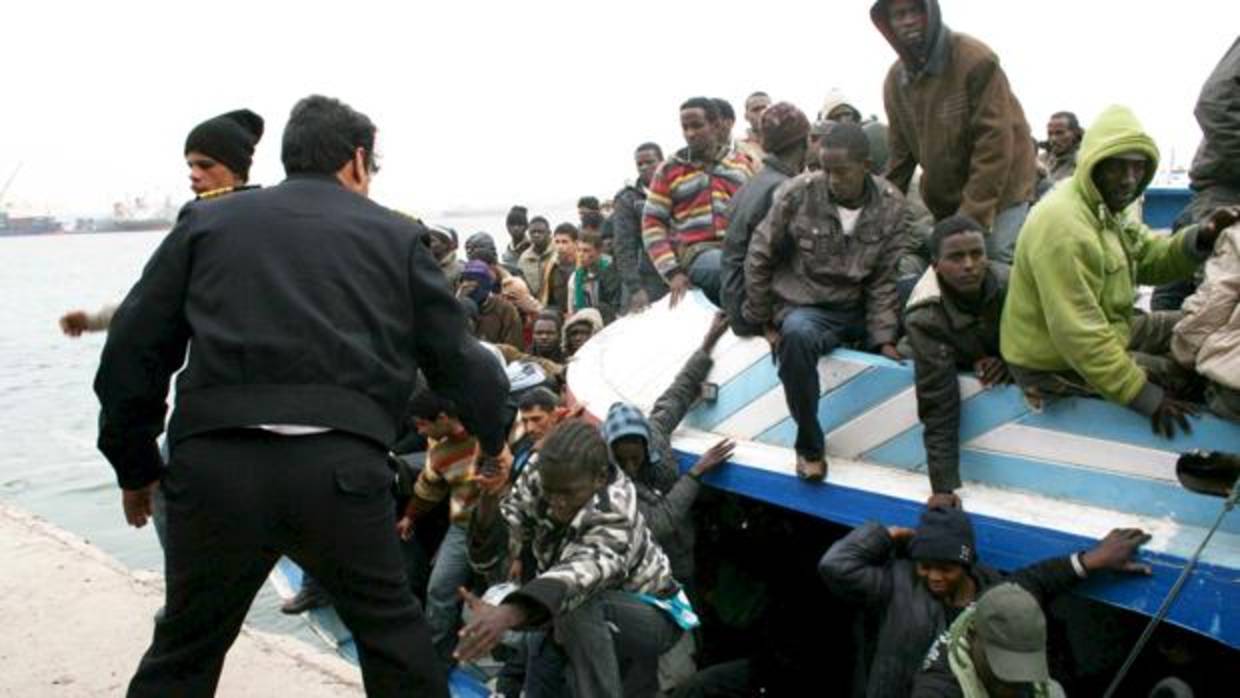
[186, 151, 241, 195]
[520, 406, 558, 442]
[577, 207, 594, 221]
[507, 221, 528, 244]
[414, 413, 458, 440]
[465, 238, 486, 260]
[822, 147, 870, 204]
[969, 634, 1036, 698]
[541, 466, 606, 525]
[428, 233, 454, 261]
[828, 106, 860, 125]
[680, 107, 718, 160]
[565, 323, 594, 355]
[744, 95, 771, 133]
[553, 233, 577, 265]
[916, 560, 968, 600]
[1046, 117, 1077, 156]
[1093, 155, 1148, 213]
[611, 436, 647, 478]
[934, 231, 988, 296]
[635, 148, 662, 187]
[888, 0, 929, 52]
[528, 221, 552, 254]
[532, 318, 560, 354]
[576, 241, 601, 269]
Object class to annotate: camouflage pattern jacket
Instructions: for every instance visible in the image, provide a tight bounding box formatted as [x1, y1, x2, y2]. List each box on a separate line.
[497, 464, 678, 619]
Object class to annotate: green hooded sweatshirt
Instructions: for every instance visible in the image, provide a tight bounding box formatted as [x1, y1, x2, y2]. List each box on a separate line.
[1000, 105, 1207, 412]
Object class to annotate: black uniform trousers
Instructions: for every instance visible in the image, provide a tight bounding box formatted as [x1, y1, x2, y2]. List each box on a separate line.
[127, 429, 448, 698]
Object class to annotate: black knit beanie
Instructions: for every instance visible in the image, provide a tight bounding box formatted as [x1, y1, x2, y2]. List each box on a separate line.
[909, 506, 976, 565]
[184, 109, 265, 180]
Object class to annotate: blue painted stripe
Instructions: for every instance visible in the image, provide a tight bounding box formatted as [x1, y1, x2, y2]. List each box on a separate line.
[862, 386, 1031, 468]
[1018, 397, 1240, 456]
[959, 449, 1240, 535]
[756, 365, 911, 448]
[683, 353, 776, 430]
[686, 347, 911, 433]
[674, 449, 1240, 650]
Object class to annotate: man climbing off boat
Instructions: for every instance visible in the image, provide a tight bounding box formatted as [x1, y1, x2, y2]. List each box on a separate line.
[903, 214, 1010, 508]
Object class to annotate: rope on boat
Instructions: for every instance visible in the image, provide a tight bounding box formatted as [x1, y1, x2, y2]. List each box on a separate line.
[1101, 480, 1239, 698]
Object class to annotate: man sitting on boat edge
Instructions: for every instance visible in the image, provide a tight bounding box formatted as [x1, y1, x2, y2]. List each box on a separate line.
[1000, 104, 1240, 438]
[743, 122, 911, 482]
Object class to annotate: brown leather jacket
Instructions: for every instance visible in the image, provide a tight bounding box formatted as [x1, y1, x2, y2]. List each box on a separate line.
[873, 0, 1036, 229]
[743, 172, 911, 346]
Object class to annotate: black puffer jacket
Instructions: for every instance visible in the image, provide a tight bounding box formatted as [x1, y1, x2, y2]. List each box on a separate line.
[818, 521, 1079, 698]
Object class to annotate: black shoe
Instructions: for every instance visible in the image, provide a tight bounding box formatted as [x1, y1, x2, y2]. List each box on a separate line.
[281, 583, 331, 614]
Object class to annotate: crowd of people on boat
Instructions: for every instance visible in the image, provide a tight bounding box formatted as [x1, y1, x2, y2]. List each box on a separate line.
[63, 1, 1240, 697]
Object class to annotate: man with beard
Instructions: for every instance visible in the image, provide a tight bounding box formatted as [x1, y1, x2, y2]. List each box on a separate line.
[643, 97, 754, 307]
[819, 507, 1151, 698]
[872, 0, 1037, 264]
[613, 142, 670, 312]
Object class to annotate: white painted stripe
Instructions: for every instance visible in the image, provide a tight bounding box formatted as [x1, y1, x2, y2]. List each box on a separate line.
[669, 427, 1240, 569]
[966, 424, 1179, 483]
[713, 360, 872, 439]
[828, 377, 985, 458]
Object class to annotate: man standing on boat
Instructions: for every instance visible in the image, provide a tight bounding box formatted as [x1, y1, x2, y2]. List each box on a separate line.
[902, 215, 1010, 508]
[1001, 105, 1240, 438]
[871, 0, 1037, 264]
[94, 95, 509, 698]
[820, 506, 1150, 698]
[642, 97, 754, 308]
[744, 122, 910, 482]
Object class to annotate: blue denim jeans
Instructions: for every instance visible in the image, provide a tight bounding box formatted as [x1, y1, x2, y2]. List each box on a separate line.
[688, 248, 723, 306]
[987, 202, 1030, 265]
[778, 306, 866, 459]
[425, 524, 473, 665]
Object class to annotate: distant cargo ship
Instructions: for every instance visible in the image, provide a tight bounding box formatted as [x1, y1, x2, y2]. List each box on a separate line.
[74, 197, 174, 233]
[0, 212, 63, 236]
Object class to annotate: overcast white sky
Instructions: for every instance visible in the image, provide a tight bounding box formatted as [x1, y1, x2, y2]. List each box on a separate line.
[2, 1, 1237, 220]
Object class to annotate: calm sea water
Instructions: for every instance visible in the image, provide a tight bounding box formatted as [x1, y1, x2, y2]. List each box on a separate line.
[0, 209, 541, 636]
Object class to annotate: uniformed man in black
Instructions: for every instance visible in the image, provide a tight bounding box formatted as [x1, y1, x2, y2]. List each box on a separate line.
[95, 94, 509, 698]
